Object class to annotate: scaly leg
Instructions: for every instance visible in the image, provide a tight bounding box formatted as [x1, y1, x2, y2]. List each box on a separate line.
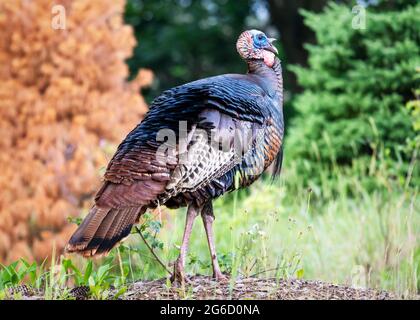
[171, 204, 199, 283]
[201, 201, 228, 282]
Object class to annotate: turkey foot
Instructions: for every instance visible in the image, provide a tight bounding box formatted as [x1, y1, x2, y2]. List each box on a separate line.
[213, 270, 229, 283]
[170, 258, 190, 284]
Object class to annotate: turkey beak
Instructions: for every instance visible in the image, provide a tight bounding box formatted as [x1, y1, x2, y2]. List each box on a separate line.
[265, 38, 278, 55]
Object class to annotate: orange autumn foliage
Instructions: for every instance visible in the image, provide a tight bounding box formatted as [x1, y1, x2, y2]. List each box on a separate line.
[0, 0, 151, 263]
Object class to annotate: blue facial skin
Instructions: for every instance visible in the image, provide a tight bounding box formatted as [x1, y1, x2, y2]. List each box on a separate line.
[253, 33, 268, 49]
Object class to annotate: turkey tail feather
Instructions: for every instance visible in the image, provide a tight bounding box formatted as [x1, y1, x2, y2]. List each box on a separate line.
[66, 205, 141, 257]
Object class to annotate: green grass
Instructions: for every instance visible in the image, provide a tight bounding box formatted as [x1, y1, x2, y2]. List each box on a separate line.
[161, 163, 419, 298]
[1, 153, 418, 299]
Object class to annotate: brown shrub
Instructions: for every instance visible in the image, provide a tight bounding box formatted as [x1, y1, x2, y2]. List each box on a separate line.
[0, 0, 151, 263]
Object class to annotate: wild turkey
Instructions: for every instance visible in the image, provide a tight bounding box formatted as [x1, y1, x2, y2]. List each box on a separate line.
[66, 29, 284, 282]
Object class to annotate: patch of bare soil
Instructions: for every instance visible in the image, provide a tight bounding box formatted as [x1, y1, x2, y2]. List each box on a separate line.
[123, 276, 394, 300]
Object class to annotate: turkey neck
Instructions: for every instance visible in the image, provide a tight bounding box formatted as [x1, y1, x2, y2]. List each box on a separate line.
[247, 57, 283, 99]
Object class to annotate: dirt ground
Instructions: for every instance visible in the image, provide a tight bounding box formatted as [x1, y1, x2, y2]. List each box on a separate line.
[122, 276, 394, 300]
[8, 276, 398, 300]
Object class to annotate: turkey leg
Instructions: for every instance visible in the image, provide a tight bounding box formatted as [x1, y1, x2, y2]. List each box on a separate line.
[171, 203, 199, 283]
[201, 201, 228, 282]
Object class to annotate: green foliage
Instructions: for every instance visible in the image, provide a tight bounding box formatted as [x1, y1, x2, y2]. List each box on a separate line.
[86, 263, 116, 299]
[136, 213, 165, 250]
[407, 91, 420, 131]
[0, 255, 128, 299]
[288, 2, 420, 180]
[405, 67, 420, 151]
[0, 260, 38, 290]
[124, 0, 271, 101]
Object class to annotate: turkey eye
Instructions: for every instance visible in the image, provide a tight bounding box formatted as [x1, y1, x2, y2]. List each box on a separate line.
[253, 34, 266, 47]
